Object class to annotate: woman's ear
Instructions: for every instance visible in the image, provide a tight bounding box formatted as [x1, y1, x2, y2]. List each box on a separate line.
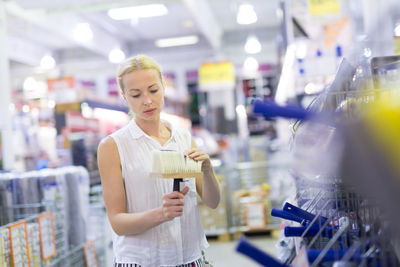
[162, 79, 166, 92]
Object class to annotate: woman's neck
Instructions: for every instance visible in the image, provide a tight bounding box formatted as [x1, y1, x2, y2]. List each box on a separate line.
[135, 117, 164, 138]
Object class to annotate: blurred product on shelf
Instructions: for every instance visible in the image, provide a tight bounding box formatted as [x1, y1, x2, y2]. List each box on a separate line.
[233, 183, 270, 199]
[226, 161, 292, 235]
[0, 166, 106, 266]
[198, 170, 228, 237]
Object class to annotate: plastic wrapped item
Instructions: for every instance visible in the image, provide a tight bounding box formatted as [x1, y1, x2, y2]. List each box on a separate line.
[0, 173, 14, 225]
[65, 166, 90, 249]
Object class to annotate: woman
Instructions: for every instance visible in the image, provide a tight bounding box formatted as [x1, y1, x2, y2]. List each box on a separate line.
[98, 54, 220, 267]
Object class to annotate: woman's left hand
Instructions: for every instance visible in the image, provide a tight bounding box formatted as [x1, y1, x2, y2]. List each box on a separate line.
[185, 148, 212, 172]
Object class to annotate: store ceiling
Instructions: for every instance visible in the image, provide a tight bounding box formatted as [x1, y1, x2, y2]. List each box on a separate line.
[4, 0, 281, 74]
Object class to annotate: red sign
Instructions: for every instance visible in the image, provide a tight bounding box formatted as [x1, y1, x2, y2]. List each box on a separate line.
[66, 111, 86, 132]
[66, 112, 99, 133]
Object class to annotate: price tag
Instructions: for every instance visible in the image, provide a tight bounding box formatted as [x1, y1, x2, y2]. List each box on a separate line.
[245, 202, 266, 229]
[83, 240, 98, 267]
[37, 212, 57, 260]
[9, 221, 30, 267]
[0, 229, 11, 267]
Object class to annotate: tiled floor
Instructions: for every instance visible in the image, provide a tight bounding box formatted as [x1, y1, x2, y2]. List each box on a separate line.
[205, 235, 279, 267]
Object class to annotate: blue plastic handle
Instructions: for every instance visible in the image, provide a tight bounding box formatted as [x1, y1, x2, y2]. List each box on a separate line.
[236, 237, 288, 267]
[283, 202, 328, 225]
[284, 225, 334, 238]
[253, 100, 313, 120]
[271, 208, 305, 224]
[285, 226, 319, 237]
[307, 249, 361, 263]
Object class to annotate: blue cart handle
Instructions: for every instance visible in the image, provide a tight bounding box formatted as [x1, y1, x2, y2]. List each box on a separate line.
[285, 225, 334, 238]
[236, 237, 288, 267]
[283, 202, 328, 225]
[307, 249, 361, 263]
[271, 208, 305, 225]
[253, 100, 313, 120]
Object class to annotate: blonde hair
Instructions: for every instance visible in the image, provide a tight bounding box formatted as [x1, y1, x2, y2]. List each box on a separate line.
[117, 54, 163, 94]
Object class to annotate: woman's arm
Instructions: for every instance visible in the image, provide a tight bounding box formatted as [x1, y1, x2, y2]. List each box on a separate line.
[186, 138, 220, 209]
[98, 137, 189, 236]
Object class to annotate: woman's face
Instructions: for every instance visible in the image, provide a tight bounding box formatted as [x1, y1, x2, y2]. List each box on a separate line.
[122, 69, 164, 122]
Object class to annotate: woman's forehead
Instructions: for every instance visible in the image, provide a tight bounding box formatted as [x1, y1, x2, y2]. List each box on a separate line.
[123, 69, 161, 86]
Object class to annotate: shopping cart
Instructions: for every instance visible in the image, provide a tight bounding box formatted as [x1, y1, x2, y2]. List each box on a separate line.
[236, 85, 400, 266]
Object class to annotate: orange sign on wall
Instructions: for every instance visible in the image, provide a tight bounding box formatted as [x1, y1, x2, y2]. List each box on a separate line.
[47, 77, 75, 91]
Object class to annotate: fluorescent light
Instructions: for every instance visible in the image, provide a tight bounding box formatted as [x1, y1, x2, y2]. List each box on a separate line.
[109, 48, 126, 64]
[108, 4, 168, 20]
[74, 23, 93, 42]
[237, 4, 257, 25]
[243, 57, 259, 72]
[244, 35, 261, 54]
[155, 35, 199, 48]
[40, 55, 56, 70]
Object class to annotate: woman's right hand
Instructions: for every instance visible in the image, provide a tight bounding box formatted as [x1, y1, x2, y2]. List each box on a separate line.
[161, 186, 189, 221]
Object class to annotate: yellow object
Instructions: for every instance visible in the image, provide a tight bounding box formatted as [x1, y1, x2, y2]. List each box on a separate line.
[394, 37, 400, 56]
[198, 62, 235, 86]
[307, 0, 340, 16]
[261, 183, 270, 192]
[364, 97, 400, 178]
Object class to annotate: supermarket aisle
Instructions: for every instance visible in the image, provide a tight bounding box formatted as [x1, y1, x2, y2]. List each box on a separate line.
[206, 236, 278, 267]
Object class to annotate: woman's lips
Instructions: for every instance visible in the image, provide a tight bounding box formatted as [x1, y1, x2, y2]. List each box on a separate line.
[144, 108, 156, 114]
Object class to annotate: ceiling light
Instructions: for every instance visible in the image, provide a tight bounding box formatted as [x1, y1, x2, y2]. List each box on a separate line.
[395, 24, 400, 37]
[109, 48, 126, 64]
[183, 20, 194, 28]
[23, 76, 37, 92]
[74, 23, 93, 42]
[243, 57, 259, 72]
[244, 35, 261, 54]
[40, 55, 56, 70]
[22, 105, 30, 113]
[237, 3, 257, 25]
[155, 35, 199, 48]
[108, 4, 168, 20]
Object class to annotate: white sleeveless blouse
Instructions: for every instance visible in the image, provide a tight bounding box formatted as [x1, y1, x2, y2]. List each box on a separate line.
[110, 119, 209, 266]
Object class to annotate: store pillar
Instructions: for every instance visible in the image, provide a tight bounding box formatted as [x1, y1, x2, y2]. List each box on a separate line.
[0, 2, 14, 170]
[362, 0, 393, 56]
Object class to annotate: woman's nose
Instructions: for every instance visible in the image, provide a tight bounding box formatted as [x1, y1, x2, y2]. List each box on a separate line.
[143, 94, 152, 105]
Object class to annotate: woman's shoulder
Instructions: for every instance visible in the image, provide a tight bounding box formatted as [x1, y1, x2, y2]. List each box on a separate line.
[98, 136, 118, 155]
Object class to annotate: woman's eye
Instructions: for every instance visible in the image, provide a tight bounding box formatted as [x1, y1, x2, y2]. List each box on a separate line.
[150, 89, 158, 94]
[131, 95, 140, 98]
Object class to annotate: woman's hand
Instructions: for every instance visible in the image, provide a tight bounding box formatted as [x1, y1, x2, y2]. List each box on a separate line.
[161, 186, 189, 221]
[185, 148, 212, 172]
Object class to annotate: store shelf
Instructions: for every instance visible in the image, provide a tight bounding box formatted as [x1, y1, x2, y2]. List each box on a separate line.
[230, 224, 281, 234]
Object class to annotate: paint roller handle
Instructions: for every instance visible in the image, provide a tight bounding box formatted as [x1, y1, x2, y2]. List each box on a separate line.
[173, 178, 183, 192]
[253, 100, 313, 120]
[236, 237, 288, 267]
